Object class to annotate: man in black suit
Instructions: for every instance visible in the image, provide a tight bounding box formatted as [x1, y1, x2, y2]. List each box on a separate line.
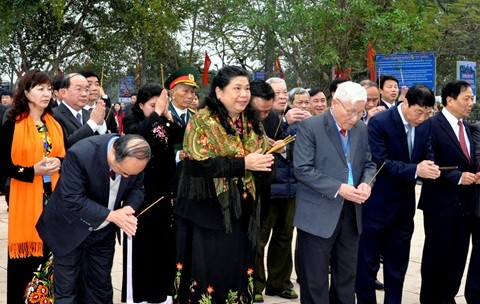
[79, 70, 118, 133]
[78, 69, 112, 108]
[49, 75, 63, 108]
[53, 73, 110, 148]
[123, 91, 137, 117]
[36, 134, 150, 304]
[251, 80, 303, 301]
[468, 121, 480, 303]
[418, 80, 478, 303]
[0, 102, 7, 125]
[0, 89, 13, 106]
[356, 84, 440, 304]
[378, 75, 399, 109]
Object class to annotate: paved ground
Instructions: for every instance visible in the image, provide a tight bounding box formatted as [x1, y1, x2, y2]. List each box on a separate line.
[0, 186, 470, 303]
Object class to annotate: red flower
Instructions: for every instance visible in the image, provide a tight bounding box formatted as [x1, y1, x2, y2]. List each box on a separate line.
[28, 292, 41, 303]
[247, 268, 254, 276]
[37, 284, 49, 295]
[207, 286, 214, 294]
[39, 296, 51, 304]
[176, 262, 183, 271]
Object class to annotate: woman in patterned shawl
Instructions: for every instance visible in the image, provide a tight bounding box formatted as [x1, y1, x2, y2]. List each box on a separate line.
[174, 66, 274, 304]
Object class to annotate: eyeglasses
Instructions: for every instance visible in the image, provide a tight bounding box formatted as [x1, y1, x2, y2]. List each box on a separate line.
[336, 99, 366, 118]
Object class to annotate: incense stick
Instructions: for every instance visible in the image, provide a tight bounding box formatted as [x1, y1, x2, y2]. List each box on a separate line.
[439, 166, 458, 171]
[105, 105, 114, 122]
[367, 162, 385, 186]
[400, 69, 405, 87]
[273, 104, 288, 139]
[265, 135, 296, 154]
[136, 196, 164, 218]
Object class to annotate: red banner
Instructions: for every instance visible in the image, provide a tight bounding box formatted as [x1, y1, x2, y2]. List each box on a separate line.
[202, 51, 211, 85]
[366, 42, 376, 81]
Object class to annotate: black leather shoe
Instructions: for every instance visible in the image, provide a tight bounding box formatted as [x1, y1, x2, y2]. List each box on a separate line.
[265, 288, 298, 299]
[375, 279, 384, 290]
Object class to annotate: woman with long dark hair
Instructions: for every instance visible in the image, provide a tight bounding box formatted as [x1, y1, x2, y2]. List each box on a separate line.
[121, 83, 183, 303]
[175, 66, 274, 303]
[0, 70, 65, 303]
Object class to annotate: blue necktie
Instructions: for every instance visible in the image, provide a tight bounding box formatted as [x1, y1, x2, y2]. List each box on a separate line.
[76, 113, 82, 125]
[406, 124, 413, 160]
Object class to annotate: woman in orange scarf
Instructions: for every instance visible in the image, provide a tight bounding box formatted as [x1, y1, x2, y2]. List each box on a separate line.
[0, 69, 66, 304]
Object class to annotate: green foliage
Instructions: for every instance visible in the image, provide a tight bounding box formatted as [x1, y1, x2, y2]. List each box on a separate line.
[469, 102, 480, 122]
[0, 0, 192, 91]
[1, 0, 479, 96]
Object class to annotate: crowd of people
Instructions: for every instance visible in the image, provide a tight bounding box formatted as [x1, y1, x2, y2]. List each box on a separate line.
[1, 66, 480, 304]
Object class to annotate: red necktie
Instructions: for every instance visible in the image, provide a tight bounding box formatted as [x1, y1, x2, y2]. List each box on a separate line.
[458, 120, 470, 161]
[109, 170, 116, 181]
[340, 129, 347, 137]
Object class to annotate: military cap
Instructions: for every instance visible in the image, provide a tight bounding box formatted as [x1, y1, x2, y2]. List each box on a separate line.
[164, 67, 199, 90]
[0, 89, 12, 97]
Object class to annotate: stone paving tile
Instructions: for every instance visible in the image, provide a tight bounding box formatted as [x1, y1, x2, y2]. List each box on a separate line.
[0, 186, 471, 303]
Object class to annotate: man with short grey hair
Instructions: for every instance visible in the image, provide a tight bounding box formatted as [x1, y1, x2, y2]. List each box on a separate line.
[53, 73, 109, 148]
[294, 81, 376, 304]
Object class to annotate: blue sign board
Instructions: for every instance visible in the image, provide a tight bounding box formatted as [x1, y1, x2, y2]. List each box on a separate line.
[375, 52, 436, 92]
[253, 70, 266, 81]
[456, 61, 476, 96]
[118, 76, 135, 102]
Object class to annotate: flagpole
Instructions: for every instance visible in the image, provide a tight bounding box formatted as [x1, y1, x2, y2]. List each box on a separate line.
[161, 64, 165, 86]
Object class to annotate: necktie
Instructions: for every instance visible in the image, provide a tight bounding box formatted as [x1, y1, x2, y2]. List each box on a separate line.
[76, 113, 82, 125]
[458, 120, 470, 160]
[180, 113, 186, 123]
[406, 124, 413, 160]
[109, 170, 116, 181]
[340, 129, 347, 137]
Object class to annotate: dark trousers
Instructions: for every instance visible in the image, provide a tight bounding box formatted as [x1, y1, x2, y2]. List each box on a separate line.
[175, 216, 194, 304]
[420, 214, 471, 304]
[53, 225, 116, 304]
[297, 202, 359, 304]
[466, 217, 480, 303]
[356, 212, 414, 304]
[255, 197, 296, 293]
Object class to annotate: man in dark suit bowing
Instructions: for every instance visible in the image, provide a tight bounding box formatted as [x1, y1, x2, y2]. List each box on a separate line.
[355, 84, 440, 304]
[36, 134, 150, 304]
[418, 80, 479, 303]
[53, 73, 110, 148]
[293, 81, 376, 304]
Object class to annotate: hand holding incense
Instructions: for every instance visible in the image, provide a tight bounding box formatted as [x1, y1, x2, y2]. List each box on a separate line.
[265, 135, 296, 154]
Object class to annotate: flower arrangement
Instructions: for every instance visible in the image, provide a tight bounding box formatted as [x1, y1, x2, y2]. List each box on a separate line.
[198, 286, 214, 304]
[173, 262, 183, 302]
[152, 123, 168, 143]
[247, 268, 254, 301]
[173, 262, 255, 304]
[24, 252, 54, 304]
